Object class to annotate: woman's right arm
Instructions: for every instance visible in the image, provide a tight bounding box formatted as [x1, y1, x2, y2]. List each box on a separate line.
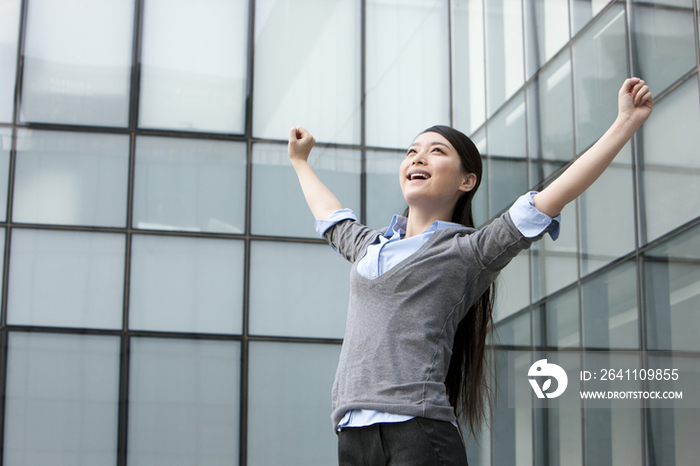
[288, 126, 344, 220]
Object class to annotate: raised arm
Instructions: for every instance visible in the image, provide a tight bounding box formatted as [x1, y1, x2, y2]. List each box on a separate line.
[288, 126, 344, 220]
[533, 77, 653, 217]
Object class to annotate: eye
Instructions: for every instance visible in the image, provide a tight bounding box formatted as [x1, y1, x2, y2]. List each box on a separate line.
[432, 147, 445, 154]
[406, 148, 417, 156]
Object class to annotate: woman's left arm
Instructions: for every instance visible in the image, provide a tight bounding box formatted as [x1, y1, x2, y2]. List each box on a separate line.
[532, 77, 653, 218]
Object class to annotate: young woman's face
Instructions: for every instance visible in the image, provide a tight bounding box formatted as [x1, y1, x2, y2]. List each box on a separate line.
[399, 131, 476, 212]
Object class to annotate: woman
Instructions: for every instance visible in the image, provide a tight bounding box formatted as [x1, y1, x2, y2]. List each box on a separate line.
[288, 78, 653, 466]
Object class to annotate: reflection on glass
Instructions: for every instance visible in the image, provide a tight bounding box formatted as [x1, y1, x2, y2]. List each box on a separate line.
[572, 3, 627, 154]
[527, 51, 574, 189]
[13, 129, 129, 227]
[581, 260, 638, 349]
[471, 128, 488, 227]
[580, 149, 635, 275]
[247, 341, 340, 465]
[485, 0, 524, 116]
[133, 136, 246, 234]
[0, 0, 21, 122]
[452, 0, 486, 134]
[523, 0, 570, 78]
[365, 149, 405, 230]
[646, 353, 700, 465]
[251, 142, 361, 238]
[495, 310, 531, 347]
[0, 127, 11, 220]
[129, 235, 244, 334]
[139, 0, 248, 134]
[7, 229, 125, 329]
[488, 92, 526, 159]
[4, 332, 120, 466]
[544, 287, 579, 349]
[254, 0, 360, 144]
[632, 0, 696, 95]
[640, 76, 700, 243]
[495, 252, 530, 321]
[488, 158, 528, 217]
[128, 338, 241, 466]
[366, 0, 450, 148]
[532, 202, 578, 301]
[644, 222, 700, 351]
[249, 241, 349, 339]
[570, 0, 613, 36]
[493, 349, 533, 465]
[584, 407, 642, 465]
[487, 92, 528, 216]
[20, 0, 134, 126]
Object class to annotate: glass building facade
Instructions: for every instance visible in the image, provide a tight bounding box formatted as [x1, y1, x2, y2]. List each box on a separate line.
[0, 0, 698, 464]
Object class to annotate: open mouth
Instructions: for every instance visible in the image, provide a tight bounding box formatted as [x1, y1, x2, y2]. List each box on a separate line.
[408, 171, 431, 181]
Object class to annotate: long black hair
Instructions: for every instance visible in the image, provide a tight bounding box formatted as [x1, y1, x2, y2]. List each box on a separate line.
[406, 125, 495, 438]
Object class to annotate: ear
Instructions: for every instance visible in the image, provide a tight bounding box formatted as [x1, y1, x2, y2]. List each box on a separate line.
[459, 173, 477, 192]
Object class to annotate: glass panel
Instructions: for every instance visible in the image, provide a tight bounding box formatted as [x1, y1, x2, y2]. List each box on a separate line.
[365, 149, 405, 230]
[544, 287, 579, 349]
[254, 0, 360, 144]
[493, 349, 533, 466]
[571, 3, 627, 154]
[0, 127, 11, 220]
[471, 128, 488, 227]
[451, 0, 486, 134]
[584, 407, 642, 465]
[632, 0, 696, 95]
[523, 0, 570, 78]
[139, 0, 248, 134]
[7, 229, 125, 329]
[3, 332, 120, 466]
[495, 310, 531, 347]
[570, 0, 613, 36]
[527, 52, 574, 188]
[494, 252, 531, 321]
[531, 201, 578, 301]
[640, 76, 700, 243]
[646, 353, 700, 465]
[487, 92, 528, 216]
[129, 235, 244, 334]
[579, 148, 634, 275]
[251, 142, 361, 238]
[247, 341, 340, 466]
[365, 0, 450, 148]
[13, 129, 129, 227]
[485, 0, 525, 116]
[249, 241, 349, 339]
[133, 136, 246, 234]
[488, 158, 528, 217]
[644, 222, 700, 351]
[545, 407, 583, 466]
[0, 0, 21, 122]
[20, 0, 134, 126]
[128, 338, 241, 466]
[489, 92, 527, 159]
[581, 260, 638, 349]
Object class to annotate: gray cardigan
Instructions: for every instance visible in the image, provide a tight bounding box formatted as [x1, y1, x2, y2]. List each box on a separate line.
[324, 212, 546, 429]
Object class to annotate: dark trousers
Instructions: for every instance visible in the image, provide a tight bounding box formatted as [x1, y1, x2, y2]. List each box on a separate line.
[337, 417, 469, 466]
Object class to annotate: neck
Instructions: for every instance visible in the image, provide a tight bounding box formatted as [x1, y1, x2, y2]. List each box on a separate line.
[404, 205, 454, 238]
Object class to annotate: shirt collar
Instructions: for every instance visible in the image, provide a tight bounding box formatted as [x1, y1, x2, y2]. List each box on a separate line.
[386, 215, 462, 239]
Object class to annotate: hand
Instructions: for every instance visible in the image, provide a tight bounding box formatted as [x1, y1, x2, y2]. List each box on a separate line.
[618, 77, 653, 130]
[288, 126, 316, 164]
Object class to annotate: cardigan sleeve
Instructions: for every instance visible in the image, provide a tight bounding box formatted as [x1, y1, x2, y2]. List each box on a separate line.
[322, 217, 385, 264]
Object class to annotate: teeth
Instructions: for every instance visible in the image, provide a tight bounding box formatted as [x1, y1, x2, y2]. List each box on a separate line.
[410, 173, 428, 180]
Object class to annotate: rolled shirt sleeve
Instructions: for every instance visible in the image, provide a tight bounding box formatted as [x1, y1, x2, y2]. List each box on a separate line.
[508, 192, 561, 240]
[314, 208, 358, 237]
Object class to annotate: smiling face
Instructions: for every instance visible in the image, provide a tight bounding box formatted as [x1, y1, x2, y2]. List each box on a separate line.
[399, 131, 477, 217]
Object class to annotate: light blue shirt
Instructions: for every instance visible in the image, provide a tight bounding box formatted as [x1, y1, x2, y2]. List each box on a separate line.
[316, 192, 560, 431]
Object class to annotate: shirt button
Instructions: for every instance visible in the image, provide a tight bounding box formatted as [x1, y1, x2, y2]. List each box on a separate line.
[372, 272, 377, 277]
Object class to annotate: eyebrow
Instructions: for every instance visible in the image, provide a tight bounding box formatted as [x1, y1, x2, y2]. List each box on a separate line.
[408, 141, 450, 149]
